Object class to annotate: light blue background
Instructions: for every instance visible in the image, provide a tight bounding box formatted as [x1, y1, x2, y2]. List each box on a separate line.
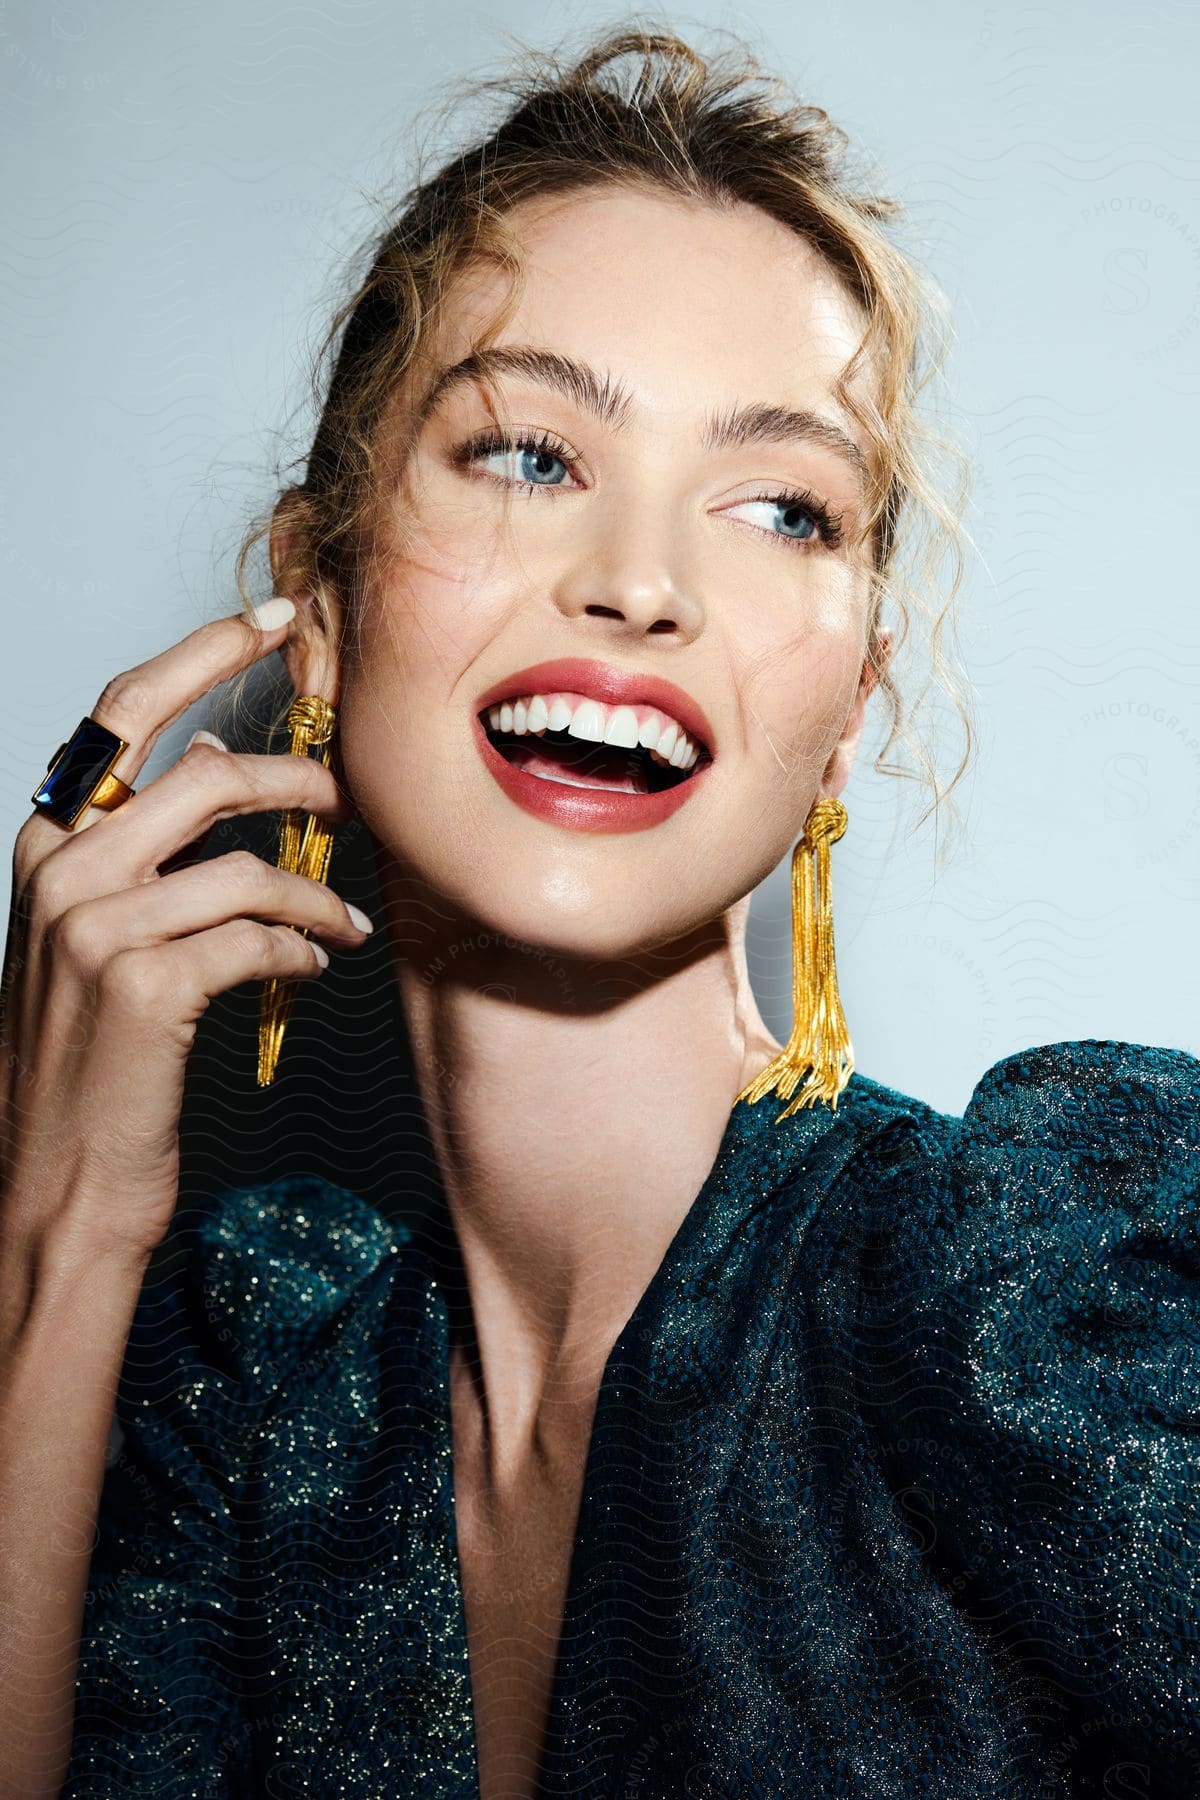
[3, 0, 1197, 1114]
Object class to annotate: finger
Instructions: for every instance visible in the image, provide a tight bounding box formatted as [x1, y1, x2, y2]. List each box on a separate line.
[56, 853, 372, 967]
[136, 734, 227, 871]
[35, 741, 357, 907]
[107, 919, 333, 1017]
[22, 599, 300, 853]
[91, 599, 300, 784]
[186, 918, 333, 988]
[120, 744, 356, 880]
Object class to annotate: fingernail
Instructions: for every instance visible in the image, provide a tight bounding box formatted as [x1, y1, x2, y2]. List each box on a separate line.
[186, 729, 228, 752]
[248, 596, 296, 630]
[309, 939, 330, 969]
[344, 903, 374, 934]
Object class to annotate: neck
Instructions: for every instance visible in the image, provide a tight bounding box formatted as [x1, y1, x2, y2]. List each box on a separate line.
[378, 857, 781, 1491]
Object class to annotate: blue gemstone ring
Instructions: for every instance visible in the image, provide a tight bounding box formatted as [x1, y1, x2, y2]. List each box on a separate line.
[31, 716, 136, 830]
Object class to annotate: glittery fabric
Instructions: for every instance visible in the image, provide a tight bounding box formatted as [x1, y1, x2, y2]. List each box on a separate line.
[64, 1039, 1199, 1797]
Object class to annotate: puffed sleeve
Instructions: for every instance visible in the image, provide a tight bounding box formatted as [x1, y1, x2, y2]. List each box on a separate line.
[862, 1040, 1200, 1796]
[62, 1175, 396, 1798]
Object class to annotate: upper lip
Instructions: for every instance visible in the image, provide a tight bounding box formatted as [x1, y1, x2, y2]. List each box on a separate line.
[475, 658, 716, 757]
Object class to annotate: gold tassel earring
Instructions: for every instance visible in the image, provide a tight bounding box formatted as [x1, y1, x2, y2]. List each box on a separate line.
[735, 796, 854, 1121]
[256, 693, 339, 1088]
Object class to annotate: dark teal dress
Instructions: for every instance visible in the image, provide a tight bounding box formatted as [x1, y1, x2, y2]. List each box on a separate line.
[64, 1040, 1199, 1797]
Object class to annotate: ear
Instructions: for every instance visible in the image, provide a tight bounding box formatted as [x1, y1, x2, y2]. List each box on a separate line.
[268, 489, 345, 708]
[820, 627, 893, 800]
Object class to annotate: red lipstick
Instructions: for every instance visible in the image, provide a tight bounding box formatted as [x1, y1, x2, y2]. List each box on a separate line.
[470, 654, 716, 837]
[474, 658, 716, 757]
[471, 712, 711, 834]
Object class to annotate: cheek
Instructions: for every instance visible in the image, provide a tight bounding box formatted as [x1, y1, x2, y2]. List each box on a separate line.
[373, 468, 520, 638]
[741, 581, 868, 776]
[362, 524, 512, 676]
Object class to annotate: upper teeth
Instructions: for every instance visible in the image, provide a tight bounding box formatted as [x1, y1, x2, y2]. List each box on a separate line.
[485, 692, 705, 770]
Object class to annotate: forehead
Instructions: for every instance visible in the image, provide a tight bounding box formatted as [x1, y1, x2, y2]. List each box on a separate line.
[421, 185, 873, 434]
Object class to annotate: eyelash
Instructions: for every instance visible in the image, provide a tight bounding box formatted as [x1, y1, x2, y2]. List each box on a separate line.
[451, 428, 844, 551]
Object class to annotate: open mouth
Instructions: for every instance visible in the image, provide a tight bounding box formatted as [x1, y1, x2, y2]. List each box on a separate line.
[478, 713, 713, 795]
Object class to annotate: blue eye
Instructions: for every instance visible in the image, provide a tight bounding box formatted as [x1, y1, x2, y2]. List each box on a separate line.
[459, 431, 578, 489]
[501, 445, 569, 486]
[454, 431, 842, 549]
[776, 501, 817, 540]
[730, 492, 837, 549]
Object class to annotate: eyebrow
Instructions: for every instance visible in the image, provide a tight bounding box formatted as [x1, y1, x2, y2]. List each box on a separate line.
[414, 344, 869, 485]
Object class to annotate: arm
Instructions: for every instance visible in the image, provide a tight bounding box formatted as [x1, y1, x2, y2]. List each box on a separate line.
[0, 1215, 151, 1797]
[0, 1186, 270, 1800]
[0, 604, 366, 1795]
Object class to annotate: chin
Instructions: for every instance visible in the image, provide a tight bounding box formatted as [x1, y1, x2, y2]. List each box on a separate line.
[429, 855, 721, 967]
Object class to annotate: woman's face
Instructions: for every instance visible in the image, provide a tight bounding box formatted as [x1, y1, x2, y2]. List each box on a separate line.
[326, 185, 882, 960]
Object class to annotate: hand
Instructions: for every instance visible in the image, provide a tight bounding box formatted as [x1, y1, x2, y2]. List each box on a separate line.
[0, 603, 369, 1265]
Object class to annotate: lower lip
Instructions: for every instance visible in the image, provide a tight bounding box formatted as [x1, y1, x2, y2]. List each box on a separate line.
[472, 714, 712, 835]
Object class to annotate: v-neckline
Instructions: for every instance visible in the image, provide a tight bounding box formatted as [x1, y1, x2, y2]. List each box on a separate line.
[404, 1080, 858, 1797]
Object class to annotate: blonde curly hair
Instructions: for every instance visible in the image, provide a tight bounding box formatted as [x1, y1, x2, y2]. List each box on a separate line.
[215, 24, 974, 834]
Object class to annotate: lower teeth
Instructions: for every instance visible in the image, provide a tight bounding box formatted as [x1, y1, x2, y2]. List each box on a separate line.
[529, 771, 621, 790]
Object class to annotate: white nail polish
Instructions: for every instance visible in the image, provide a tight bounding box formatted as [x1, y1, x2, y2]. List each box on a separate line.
[248, 595, 296, 630]
[186, 729, 228, 752]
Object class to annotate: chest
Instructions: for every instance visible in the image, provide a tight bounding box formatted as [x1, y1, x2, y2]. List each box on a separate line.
[449, 1377, 594, 1800]
[454, 1494, 578, 1800]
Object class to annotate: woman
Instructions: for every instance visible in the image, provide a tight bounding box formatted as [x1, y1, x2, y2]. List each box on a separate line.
[1, 27, 1195, 1800]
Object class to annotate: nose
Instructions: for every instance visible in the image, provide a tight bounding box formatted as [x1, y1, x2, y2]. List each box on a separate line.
[548, 495, 706, 642]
